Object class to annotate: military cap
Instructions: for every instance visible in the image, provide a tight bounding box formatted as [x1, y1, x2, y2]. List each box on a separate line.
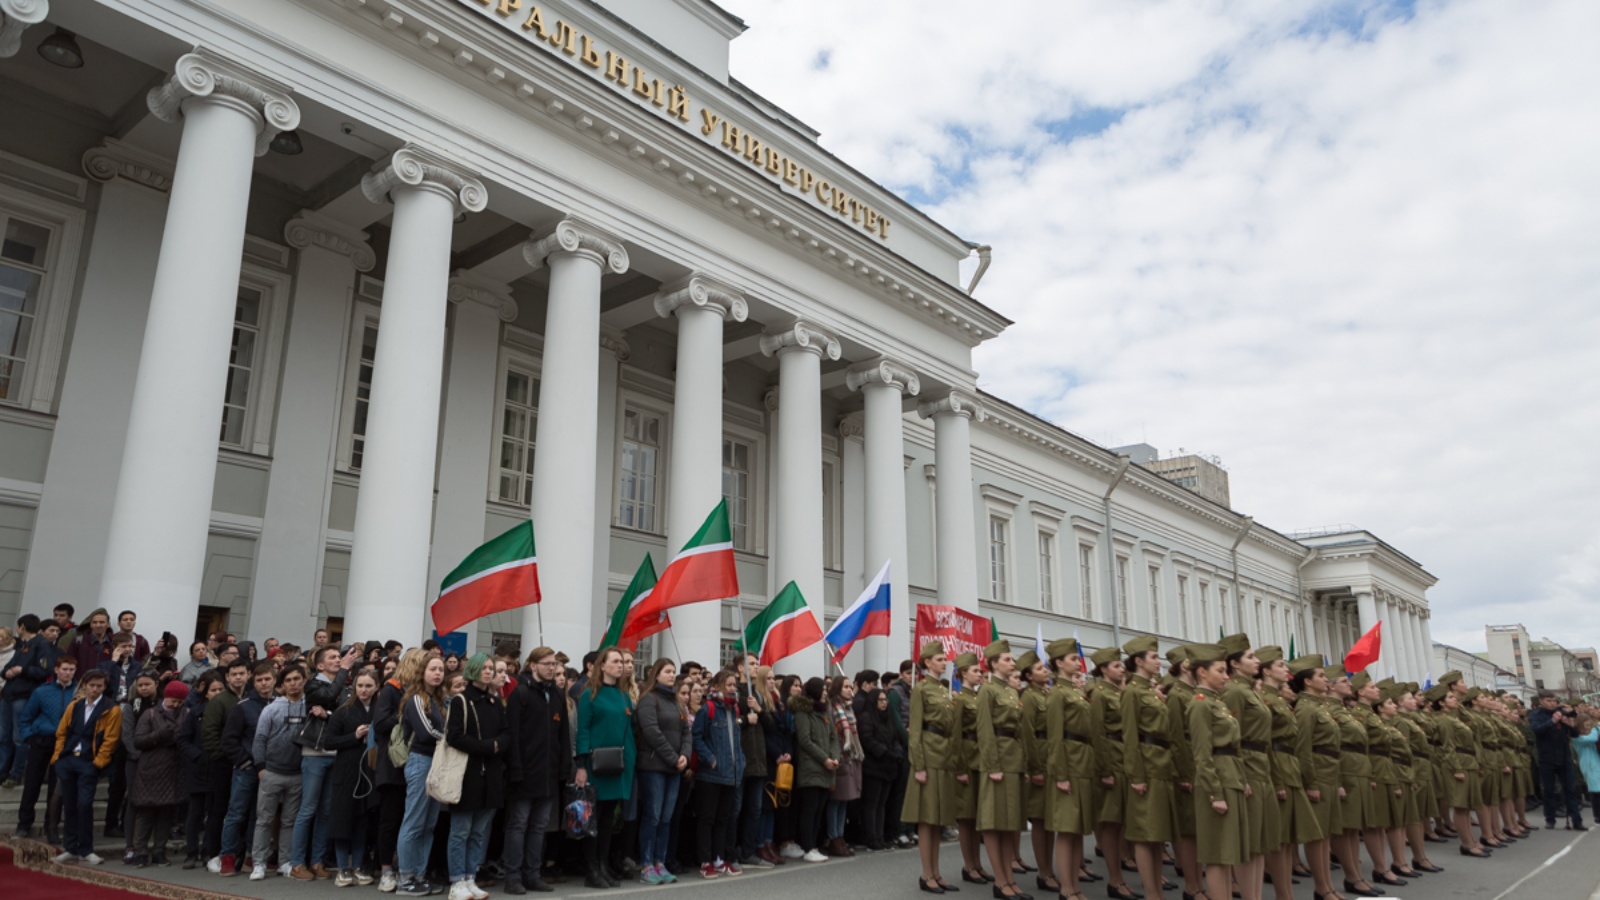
[1438, 670, 1462, 687]
[1046, 637, 1080, 661]
[1017, 650, 1040, 672]
[1382, 685, 1406, 703]
[919, 641, 945, 661]
[1324, 662, 1347, 680]
[983, 639, 1012, 662]
[1377, 677, 1396, 690]
[1462, 687, 1483, 703]
[1286, 654, 1325, 677]
[953, 652, 979, 671]
[1219, 633, 1251, 657]
[1122, 635, 1159, 657]
[1256, 645, 1284, 665]
[1350, 671, 1372, 690]
[1089, 646, 1120, 668]
[1423, 685, 1448, 703]
[1187, 643, 1226, 663]
[1165, 645, 1192, 666]
[1405, 682, 1420, 694]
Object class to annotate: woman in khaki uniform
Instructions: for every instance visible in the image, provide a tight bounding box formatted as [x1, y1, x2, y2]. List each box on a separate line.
[977, 640, 1027, 900]
[1016, 651, 1056, 894]
[1164, 647, 1204, 900]
[1219, 634, 1271, 899]
[1044, 638, 1094, 900]
[1431, 686, 1489, 857]
[1256, 647, 1320, 898]
[1120, 635, 1177, 900]
[1394, 688, 1444, 874]
[1490, 707, 1524, 839]
[1289, 655, 1341, 900]
[1366, 688, 1409, 888]
[1188, 643, 1247, 900]
[1087, 647, 1135, 900]
[1464, 689, 1508, 848]
[953, 653, 994, 885]
[906, 641, 961, 893]
[1327, 666, 1382, 897]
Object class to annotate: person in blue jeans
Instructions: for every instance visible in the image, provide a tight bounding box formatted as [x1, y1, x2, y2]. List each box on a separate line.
[446, 653, 510, 900]
[635, 659, 691, 884]
[2, 614, 58, 787]
[212, 663, 275, 874]
[51, 668, 123, 864]
[291, 645, 355, 878]
[397, 654, 448, 896]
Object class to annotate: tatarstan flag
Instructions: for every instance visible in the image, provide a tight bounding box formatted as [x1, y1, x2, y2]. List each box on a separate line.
[737, 581, 823, 667]
[431, 521, 540, 635]
[603, 554, 667, 651]
[649, 499, 739, 610]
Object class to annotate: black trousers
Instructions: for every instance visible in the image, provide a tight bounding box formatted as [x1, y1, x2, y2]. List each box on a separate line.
[16, 734, 57, 832]
[377, 782, 406, 870]
[583, 799, 623, 873]
[202, 758, 232, 858]
[184, 790, 209, 859]
[886, 757, 910, 839]
[1539, 759, 1584, 824]
[696, 782, 737, 864]
[861, 774, 892, 847]
[796, 786, 829, 852]
[105, 745, 128, 831]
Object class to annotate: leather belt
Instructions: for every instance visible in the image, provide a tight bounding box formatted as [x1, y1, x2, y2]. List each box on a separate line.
[1034, 730, 1048, 740]
[1391, 754, 1410, 763]
[1105, 730, 1123, 741]
[923, 724, 949, 737]
[963, 731, 977, 741]
[1139, 734, 1171, 749]
[1212, 745, 1239, 757]
[994, 727, 1016, 738]
[1340, 743, 1366, 754]
[1456, 747, 1475, 756]
[1313, 746, 1341, 759]
[1272, 742, 1295, 754]
[1240, 740, 1269, 753]
[1062, 730, 1090, 744]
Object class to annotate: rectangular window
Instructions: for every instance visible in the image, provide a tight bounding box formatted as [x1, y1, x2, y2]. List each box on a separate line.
[218, 286, 263, 447]
[1148, 565, 1162, 632]
[497, 367, 539, 505]
[1078, 544, 1095, 618]
[1116, 556, 1130, 623]
[1037, 530, 1056, 611]
[822, 460, 839, 570]
[988, 516, 1010, 602]
[348, 322, 378, 471]
[0, 214, 51, 404]
[618, 407, 662, 532]
[1218, 586, 1229, 633]
[1255, 598, 1264, 638]
[722, 437, 751, 550]
[1178, 575, 1190, 639]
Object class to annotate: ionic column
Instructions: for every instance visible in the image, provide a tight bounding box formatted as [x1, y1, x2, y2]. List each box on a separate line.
[761, 321, 841, 673]
[425, 275, 518, 653]
[343, 147, 487, 643]
[656, 275, 746, 666]
[591, 327, 630, 641]
[1416, 612, 1435, 679]
[1353, 589, 1378, 673]
[918, 391, 986, 615]
[0, 0, 48, 59]
[248, 213, 375, 644]
[522, 220, 629, 652]
[97, 54, 299, 640]
[848, 359, 921, 671]
[839, 414, 867, 644]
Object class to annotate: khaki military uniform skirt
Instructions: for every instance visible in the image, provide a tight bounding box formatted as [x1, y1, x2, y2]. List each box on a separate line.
[1339, 771, 1374, 832]
[1023, 777, 1045, 821]
[1124, 781, 1180, 844]
[1195, 787, 1248, 866]
[1044, 779, 1096, 836]
[1479, 765, 1500, 806]
[1280, 786, 1324, 844]
[1095, 777, 1124, 826]
[978, 772, 1023, 832]
[956, 768, 978, 820]
[1445, 769, 1480, 811]
[904, 768, 960, 828]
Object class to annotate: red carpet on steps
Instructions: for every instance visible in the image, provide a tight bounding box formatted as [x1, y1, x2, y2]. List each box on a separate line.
[0, 843, 244, 899]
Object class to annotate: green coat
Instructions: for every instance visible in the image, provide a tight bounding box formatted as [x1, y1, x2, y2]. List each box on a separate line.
[1089, 678, 1126, 825]
[790, 695, 839, 790]
[1189, 690, 1245, 865]
[1165, 679, 1198, 837]
[1222, 675, 1275, 857]
[976, 679, 1024, 831]
[1044, 681, 1096, 835]
[904, 676, 960, 826]
[1020, 685, 1049, 820]
[1122, 674, 1177, 843]
[575, 683, 636, 801]
[1294, 693, 1342, 837]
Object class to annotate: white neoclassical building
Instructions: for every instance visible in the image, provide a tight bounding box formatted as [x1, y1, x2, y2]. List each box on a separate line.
[0, 0, 1439, 678]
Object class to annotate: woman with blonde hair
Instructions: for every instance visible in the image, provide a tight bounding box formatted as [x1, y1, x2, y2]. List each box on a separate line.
[372, 648, 428, 892]
[396, 653, 447, 896]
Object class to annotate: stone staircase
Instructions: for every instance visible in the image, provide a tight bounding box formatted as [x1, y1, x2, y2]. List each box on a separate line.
[0, 780, 111, 836]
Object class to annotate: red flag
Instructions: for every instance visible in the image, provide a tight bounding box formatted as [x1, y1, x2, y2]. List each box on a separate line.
[1344, 621, 1382, 673]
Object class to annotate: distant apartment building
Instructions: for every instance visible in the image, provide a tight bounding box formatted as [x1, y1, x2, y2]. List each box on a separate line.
[1113, 443, 1232, 508]
[1486, 624, 1600, 696]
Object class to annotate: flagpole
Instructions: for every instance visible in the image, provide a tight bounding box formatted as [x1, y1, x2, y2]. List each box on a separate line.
[666, 628, 684, 666]
[732, 596, 754, 701]
[535, 602, 545, 649]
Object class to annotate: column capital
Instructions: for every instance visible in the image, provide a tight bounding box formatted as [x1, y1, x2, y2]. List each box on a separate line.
[0, 0, 49, 59]
[839, 412, 865, 440]
[600, 325, 632, 361]
[759, 320, 841, 361]
[447, 272, 518, 322]
[81, 139, 174, 193]
[147, 52, 300, 157]
[653, 273, 748, 323]
[523, 217, 629, 274]
[362, 146, 487, 214]
[846, 358, 921, 396]
[284, 211, 376, 272]
[917, 389, 986, 422]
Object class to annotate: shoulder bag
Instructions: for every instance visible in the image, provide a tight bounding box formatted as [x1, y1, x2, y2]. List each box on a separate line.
[425, 696, 470, 804]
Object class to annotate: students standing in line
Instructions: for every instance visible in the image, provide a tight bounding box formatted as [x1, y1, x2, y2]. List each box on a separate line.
[249, 664, 308, 881]
[575, 647, 637, 889]
[976, 640, 1026, 900]
[445, 652, 510, 900]
[396, 653, 448, 896]
[51, 667, 122, 865]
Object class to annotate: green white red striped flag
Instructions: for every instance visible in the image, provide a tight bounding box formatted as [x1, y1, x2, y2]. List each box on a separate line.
[641, 499, 739, 614]
[736, 581, 823, 667]
[431, 521, 539, 635]
[603, 554, 666, 651]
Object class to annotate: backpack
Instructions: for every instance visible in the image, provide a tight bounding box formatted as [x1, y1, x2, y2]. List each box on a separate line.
[387, 721, 411, 768]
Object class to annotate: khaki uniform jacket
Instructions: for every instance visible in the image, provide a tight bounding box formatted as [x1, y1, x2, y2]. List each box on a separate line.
[907, 677, 958, 773]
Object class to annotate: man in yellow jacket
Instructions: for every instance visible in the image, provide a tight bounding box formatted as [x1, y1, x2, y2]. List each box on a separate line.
[51, 668, 122, 864]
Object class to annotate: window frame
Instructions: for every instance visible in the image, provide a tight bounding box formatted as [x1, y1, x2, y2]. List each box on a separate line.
[220, 264, 291, 455]
[1147, 564, 1162, 633]
[1077, 542, 1096, 619]
[0, 187, 87, 413]
[722, 418, 766, 554]
[987, 514, 1011, 603]
[335, 293, 383, 474]
[614, 392, 672, 535]
[488, 347, 543, 507]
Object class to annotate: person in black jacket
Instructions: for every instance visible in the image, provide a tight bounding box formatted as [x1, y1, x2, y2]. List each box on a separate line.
[325, 670, 379, 887]
[373, 648, 428, 893]
[209, 662, 275, 875]
[635, 658, 690, 885]
[502, 646, 571, 894]
[447, 653, 511, 899]
[1530, 691, 1587, 830]
[291, 644, 358, 879]
[857, 688, 904, 852]
[3, 614, 59, 788]
[177, 670, 224, 868]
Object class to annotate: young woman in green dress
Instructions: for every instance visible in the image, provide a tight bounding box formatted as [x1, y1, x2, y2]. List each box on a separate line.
[1326, 667, 1381, 897]
[1218, 634, 1269, 900]
[1257, 647, 1321, 900]
[905, 641, 960, 893]
[1087, 647, 1135, 900]
[1017, 651, 1056, 895]
[1288, 655, 1341, 900]
[1043, 638, 1093, 900]
[1120, 635, 1176, 900]
[976, 640, 1026, 900]
[953, 653, 993, 885]
[1188, 644, 1246, 900]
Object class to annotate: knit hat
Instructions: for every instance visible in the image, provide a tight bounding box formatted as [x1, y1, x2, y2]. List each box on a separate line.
[164, 680, 190, 701]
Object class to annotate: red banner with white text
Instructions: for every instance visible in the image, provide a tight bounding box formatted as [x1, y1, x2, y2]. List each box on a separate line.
[913, 604, 990, 664]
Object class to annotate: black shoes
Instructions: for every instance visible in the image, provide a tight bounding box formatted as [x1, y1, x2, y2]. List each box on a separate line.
[921, 878, 946, 894]
[1342, 882, 1382, 897]
[1372, 870, 1407, 886]
[1460, 847, 1491, 858]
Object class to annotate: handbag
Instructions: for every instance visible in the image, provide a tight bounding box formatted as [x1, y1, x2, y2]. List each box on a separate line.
[425, 697, 471, 804]
[766, 760, 794, 808]
[590, 746, 625, 776]
[563, 782, 598, 838]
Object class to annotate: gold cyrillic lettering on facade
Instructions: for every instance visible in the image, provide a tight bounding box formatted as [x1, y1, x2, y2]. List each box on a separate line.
[863, 209, 879, 232]
[815, 179, 832, 205]
[766, 149, 782, 176]
[550, 22, 577, 55]
[743, 136, 764, 165]
[721, 123, 743, 154]
[799, 169, 815, 194]
[495, 0, 521, 16]
[605, 52, 630, 85]
[700, 108, 721, 135]
[877, 216, 890, 238]
[578, 34, 601, 67]
[782, 159, 800, 186]
[520, 6, 548, 38]
[668, 86, 691, 122]
[633, 71, 653, 99]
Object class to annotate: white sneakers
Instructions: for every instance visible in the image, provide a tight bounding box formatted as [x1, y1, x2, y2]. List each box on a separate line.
[250, 862, 267, 881]
[206, 856, 222, 874]
[448, 880, 476, 900]
[52, 851, 78, 864]
[278, 862, 295, 877]
[378, 869, 399, 893]
[82, 853, 104, 865]
[802, 849, 829, 863]
[467, 879, 489, 899]
[779, 842, 805, 859]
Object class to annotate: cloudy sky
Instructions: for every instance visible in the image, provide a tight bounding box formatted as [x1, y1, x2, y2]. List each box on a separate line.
[722, 0, 1600, 655]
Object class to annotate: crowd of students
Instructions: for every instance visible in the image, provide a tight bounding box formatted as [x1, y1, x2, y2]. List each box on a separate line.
[3, 607, 1598, 900]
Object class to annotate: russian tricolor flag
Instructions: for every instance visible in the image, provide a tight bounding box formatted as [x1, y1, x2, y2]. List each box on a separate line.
[826, 560, 893, 665]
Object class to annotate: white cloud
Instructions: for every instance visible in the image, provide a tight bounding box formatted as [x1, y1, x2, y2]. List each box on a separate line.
[727, 0, 1600, 654]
